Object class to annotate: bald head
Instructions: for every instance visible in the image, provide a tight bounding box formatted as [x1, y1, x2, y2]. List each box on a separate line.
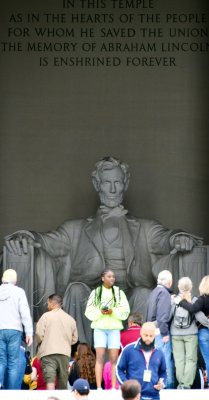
[140, 322, 155, 346]
[141, 322, 155, 334]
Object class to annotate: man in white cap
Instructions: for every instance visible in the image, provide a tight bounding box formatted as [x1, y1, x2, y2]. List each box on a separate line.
[0, 268, 33, 389]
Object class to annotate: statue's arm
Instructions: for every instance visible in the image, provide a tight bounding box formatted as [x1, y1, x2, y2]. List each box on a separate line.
[146, 220, 203, 255]
[169, 232, 203, 254]
[4, 230, 40, 256]
[34, 225, 72, 258]
[4, 221, 76, 258]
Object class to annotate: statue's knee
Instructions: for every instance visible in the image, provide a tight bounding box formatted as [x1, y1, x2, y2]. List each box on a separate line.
[63, 282, 91, 308]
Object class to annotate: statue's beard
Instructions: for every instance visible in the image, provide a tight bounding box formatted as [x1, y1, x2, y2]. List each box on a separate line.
[140, 337, 155, 352]
[99, 192, 124, 208]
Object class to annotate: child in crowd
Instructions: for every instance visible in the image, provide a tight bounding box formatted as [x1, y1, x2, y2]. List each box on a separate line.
[30, 355, 46, 390]
[22, 351, 37, 390]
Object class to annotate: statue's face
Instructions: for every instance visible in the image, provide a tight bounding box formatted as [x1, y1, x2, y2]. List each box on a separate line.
[98, 166, 125, 208]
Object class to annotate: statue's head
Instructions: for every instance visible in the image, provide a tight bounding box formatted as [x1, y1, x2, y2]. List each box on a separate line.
[91, 156, 130, 208]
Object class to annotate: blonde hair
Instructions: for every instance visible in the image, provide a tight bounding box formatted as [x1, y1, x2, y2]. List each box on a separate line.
[199, 275, 209, 296]
[178, 277, 192, 293]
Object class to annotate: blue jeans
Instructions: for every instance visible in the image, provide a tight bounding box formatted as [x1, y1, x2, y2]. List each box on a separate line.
[198, 328, 209, 381]
[0, 329, 22, 389]
[155, 334, 175, 389]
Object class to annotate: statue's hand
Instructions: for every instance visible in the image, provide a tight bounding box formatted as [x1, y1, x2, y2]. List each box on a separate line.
[4, 230, 41, 256]
[173, 234, 194, 252]
[170, 232, 203, 254]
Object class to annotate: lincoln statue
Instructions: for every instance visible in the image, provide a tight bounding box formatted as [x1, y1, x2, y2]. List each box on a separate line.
[2, 157, 204, 343]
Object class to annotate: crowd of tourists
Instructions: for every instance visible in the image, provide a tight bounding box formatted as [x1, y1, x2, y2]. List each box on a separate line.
[0, 267, 209, 399]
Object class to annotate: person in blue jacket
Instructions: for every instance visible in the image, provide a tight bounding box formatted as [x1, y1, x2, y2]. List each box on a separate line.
[116, 322, 166, 400]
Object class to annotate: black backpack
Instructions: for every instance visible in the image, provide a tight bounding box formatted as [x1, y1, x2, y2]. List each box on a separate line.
[173, 304, 194, 329]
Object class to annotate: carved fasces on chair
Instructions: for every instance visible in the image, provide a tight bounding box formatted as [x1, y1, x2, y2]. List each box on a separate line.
[3, 237, 34, 321]
[4, 230, 40, 256]
[152, 245, 209, 296]
[3, 230, 62, 321]
[178, 245, 209, 296]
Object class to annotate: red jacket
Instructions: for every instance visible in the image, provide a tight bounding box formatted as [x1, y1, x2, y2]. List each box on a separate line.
[120, 326, 141, 349]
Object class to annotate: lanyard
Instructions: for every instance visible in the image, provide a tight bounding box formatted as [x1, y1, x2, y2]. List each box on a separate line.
[141, 349, 154, 369]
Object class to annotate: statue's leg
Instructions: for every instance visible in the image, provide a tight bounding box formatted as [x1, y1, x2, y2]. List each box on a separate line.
[152, 246, 209, 297]
[127, 287, 153, 323]
[152, 253, 179, 294]
[63, 282, 92, 346]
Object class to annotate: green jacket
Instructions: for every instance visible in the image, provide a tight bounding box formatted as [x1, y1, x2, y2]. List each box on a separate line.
[85, 285, 130, 330]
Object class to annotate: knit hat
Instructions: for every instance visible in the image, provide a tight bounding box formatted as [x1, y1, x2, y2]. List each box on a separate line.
[72, 379, 90, 394]
[2, 269, 17, 283]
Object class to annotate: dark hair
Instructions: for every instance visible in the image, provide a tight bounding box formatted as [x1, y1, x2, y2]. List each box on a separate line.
[101, 269, 114, 278]
[48, 293, 63, 306]
[71, 341, 79, 358]
[94, 269, 120, 308]
[121, 379, 141, 399]
[128, 312, 143, 326]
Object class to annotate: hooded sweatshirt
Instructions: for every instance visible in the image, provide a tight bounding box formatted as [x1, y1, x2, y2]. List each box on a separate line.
[0, 283, 33, 335]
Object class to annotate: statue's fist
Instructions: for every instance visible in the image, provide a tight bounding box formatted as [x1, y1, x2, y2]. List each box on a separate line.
[4, 230, 41, 255]
[170, 232, 203, 254]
